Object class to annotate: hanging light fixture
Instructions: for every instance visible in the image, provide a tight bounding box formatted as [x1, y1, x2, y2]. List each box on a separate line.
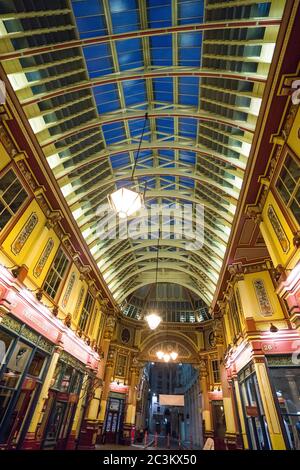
[145, 312, 162, 330]
[108, 113, 148, 218]
[145, 229, 162, 330]
[155, 345, 179, 362]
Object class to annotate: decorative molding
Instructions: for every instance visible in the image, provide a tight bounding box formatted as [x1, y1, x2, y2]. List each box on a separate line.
[62, 272, 76, 309]
[253, 278, 273, 317]
[11, 212, 38, 255]
[33, 238, 54, 278]
[267, 204, 290, 253]
[74, 286, 85, 320]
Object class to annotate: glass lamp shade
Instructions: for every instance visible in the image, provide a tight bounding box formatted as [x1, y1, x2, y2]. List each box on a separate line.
[108, 187, 143, 218]
[163, 353, 170, 363]
[170, 351, 178, 361]
[145, 313, 162, 330]
[156, 351, 164, 360]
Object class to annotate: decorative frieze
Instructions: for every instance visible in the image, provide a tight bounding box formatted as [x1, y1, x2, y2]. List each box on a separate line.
[267, 205, 290, 253]
[33, 238, 54, 278]
[253, 279, 273, 317]
[11, 212, 38, 255]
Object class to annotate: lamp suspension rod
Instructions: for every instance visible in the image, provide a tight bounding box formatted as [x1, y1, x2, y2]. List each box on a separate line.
[155, 228, 161, 302]
[131, 112, 148, 182]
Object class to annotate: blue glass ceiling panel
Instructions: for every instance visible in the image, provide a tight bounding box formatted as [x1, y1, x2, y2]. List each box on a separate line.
[150, 35, 172, 67]
[178, 0, 204, 25]
[156, 117, 174, 139]
[147, 0, 172, 28]
[153, 78, 173, 103]
[72, 0, 107, 37]
[122, 80, 147, 107]
[116, 38, 143, 71]
[129, 118, 151, 139]
[178, 77, 199, 106]
[179, 32, 202, 67]
[179, 117, 197, 139]
[179, 150, 196, 164]
[110, 153, 131, 169]
[179, 177, 195, 189]
[102, 122, 126, 145]
[83, 44, 113, 77]
[94, 83, 120, 113]
[109, 0, 140, 34]
[161, 175, 176, 190]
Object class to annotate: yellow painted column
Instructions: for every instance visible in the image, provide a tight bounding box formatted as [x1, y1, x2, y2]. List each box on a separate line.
[125, 367, 139, 425]
[253, 358, 286, 450]
[22, 346, 62, 448]
[98, 359, 114, 425]
[199, 367, 212, 437]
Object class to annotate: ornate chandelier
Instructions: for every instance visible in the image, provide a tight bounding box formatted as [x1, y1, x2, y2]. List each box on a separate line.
[156, 346, 178, 362]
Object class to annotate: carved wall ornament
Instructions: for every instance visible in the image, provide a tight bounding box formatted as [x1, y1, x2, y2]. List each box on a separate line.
[74, 286, 85, 319]
[267, 205, 290, 253]
[33, 238, 54, 278]
[62, 272, 76, 308]
[11, 212, 38, 255]
[253, 279, 273, 317]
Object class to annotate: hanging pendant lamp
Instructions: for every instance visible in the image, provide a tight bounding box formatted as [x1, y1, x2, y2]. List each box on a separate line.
[108, 113, 148, 218]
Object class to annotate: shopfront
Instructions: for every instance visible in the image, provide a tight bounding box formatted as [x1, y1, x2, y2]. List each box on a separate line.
[38, 352, 85, 450]
[238, 362, 272, 450]
[267, 355, 300, 450]
[0, 315, 53, 449]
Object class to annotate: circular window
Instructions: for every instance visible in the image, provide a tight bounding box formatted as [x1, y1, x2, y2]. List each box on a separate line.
[121, 328, 130, 344]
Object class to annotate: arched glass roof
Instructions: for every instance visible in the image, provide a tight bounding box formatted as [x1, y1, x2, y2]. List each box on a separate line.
[0, 0, 285, 305]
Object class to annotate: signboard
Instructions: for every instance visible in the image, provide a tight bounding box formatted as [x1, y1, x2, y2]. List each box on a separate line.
[159, 394, 184, 406]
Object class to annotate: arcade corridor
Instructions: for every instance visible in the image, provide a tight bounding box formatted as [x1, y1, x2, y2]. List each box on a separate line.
[0, 0, 299, 453]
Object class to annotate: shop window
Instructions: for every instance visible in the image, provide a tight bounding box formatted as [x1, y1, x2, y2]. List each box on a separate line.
[70, 370, 83, 394]
[276, 153, 300, 225]
[60, 365, 73, 393]
[268, 360, 300, 450]
[0, 329, 15, 366]
[0, 168, 28, 231]
[1, 340, 33, 389]
[238, 363, 271, 450]
[27, 350, 46, 378]
[212, 360, 220, 383]
[78, 291, 94, 331]
[43, 248, 69, 299]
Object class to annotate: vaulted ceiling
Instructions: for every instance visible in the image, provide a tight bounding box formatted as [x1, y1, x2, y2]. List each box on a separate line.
[0, 0, 285, 306]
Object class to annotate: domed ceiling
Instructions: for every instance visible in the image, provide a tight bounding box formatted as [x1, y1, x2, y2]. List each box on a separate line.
[0, 0, 285, 306]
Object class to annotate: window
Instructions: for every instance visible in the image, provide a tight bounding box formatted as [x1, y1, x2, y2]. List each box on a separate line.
[0, 169, 28, 230]
[78, 291, 94, 331]
[276, 154, 300, 225]
[212, 360, 220, 383]
[43, 248, 69, 299]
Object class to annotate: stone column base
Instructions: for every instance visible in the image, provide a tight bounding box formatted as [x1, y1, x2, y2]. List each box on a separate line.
[77, 420, 100, 450]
